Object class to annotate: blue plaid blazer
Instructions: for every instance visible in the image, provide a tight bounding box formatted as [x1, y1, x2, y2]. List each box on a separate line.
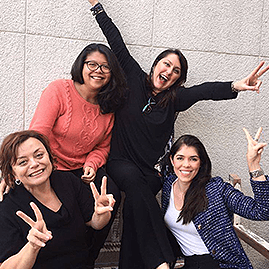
[162, 175, 269, 269]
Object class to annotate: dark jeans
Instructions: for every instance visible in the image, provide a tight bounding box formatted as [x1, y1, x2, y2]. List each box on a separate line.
[182, 254, 220, 269]
[69, 167, 121, 268]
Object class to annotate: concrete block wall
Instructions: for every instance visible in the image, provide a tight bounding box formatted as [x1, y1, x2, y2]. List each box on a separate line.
[1, 0, 268, 267]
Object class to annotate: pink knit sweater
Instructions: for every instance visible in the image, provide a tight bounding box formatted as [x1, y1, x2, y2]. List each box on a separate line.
[30, 79, 114, 172]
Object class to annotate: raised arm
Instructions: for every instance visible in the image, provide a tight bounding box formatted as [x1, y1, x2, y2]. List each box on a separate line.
[243, 127, 267, 181]
[0, 202, 52, 269]
[87, 1, 141, 75]
[220, 127, 269, 220]
[176, 61, 269, 112]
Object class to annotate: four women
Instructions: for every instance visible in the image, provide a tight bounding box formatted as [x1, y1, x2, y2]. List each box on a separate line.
[0, 1, 269, 268]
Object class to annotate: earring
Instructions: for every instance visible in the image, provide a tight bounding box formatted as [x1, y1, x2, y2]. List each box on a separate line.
[15, 179, 21, 185]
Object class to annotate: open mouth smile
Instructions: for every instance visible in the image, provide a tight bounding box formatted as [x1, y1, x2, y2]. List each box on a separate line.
[180, 170, 192, 175]
[159, 74, 168, 82]
[29, 169, 45, 177]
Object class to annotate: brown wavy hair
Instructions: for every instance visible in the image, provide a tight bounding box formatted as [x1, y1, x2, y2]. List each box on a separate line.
[0, 130, 57, 188]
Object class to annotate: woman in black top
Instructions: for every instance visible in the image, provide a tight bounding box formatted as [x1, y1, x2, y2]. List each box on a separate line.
[88, 1, 269, 268]
[0, 130, 115, 269]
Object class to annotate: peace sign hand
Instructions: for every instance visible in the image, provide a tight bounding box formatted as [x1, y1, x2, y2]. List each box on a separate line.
[16, 202, 53, 250]
[243, 127, 267, 171]
[233, 61, 269, 93]
[90, 176, 115, 216]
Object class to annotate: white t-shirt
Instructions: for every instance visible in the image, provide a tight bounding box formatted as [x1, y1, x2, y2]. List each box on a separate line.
[164, 180, 209, 256]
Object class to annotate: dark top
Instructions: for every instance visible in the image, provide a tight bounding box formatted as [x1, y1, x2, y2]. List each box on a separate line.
[0, 171, 94, 269]
[96, 11, 238, 174]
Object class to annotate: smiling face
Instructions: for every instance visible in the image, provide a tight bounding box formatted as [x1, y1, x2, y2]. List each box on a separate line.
[82, 51, 111, 91]
[12, 138, 53, 191]
[151, 53, 181, 93]
[170, 145, 201, 186]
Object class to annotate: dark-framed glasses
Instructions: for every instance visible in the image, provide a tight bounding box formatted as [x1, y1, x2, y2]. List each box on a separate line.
[142, 97, 156, 114]
[84, 60, 111, 73]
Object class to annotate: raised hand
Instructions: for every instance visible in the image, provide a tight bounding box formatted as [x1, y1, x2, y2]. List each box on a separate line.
[81, 166, 96, 184]
[243, 127, 267, 172]
[90, 176, 115, 216]
[233, 61, 269, 93]
[16, 202, 53, 250]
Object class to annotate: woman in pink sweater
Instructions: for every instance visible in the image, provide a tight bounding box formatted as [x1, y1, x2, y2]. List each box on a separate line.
[29, 43, 127, 267]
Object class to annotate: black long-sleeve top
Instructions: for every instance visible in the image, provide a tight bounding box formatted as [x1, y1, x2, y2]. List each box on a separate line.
[0, 171, 94, 268]
[96, 11, 237, 174]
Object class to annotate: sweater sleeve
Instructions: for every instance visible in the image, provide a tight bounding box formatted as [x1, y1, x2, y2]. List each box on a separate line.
[95, 11, 141, 76]
[84, 114, 114, 172]
[175, 81, 238, 112]
[29, 80, 63, 137]
[220, 176, 269, 220]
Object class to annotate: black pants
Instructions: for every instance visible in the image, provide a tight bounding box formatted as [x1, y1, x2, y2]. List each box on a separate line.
[182, 254, 220, 269]
[69, 167, 121, 268]
[107, 159, 175, 269]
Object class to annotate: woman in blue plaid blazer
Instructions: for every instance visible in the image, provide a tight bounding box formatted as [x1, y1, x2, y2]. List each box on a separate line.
[162, 128, 269, 269]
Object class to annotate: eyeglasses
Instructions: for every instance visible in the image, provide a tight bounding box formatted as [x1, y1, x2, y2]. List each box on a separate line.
[142, 97, 156, 114]
[84, 60, 111, 73]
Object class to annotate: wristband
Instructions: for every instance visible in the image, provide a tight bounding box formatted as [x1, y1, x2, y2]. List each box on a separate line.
[249, 168, 264, 179]
[90, 3, 104, 16]
[231, 81, 239, 93]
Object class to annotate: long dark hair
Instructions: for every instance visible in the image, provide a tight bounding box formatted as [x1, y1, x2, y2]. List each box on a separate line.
[168, 135, 211, 224]
[71, 43, 127, 114]
[0, 130, 57, 188]
[147, 49, 188, 107]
